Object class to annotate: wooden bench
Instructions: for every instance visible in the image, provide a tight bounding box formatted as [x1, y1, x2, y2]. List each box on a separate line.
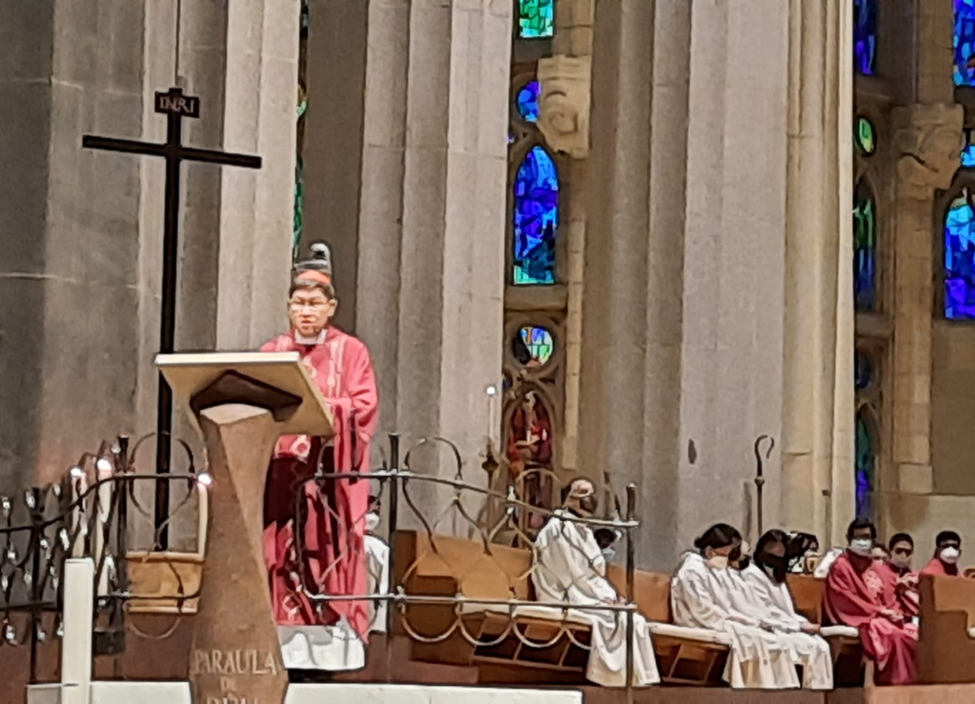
[788, 574, 864, 687]
[918, 573, 975, 684]
[394, 530, 735, 686]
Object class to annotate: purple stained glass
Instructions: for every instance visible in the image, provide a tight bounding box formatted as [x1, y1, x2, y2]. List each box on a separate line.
[945, 188, 975, 319]
[854, 0, 877, 75]
[854, 181, 877, 311]
[956, 0, 975, 86]
[513, 146, 558, 285]
[855, 411, 875, 521]
[517, 81, 540, 123]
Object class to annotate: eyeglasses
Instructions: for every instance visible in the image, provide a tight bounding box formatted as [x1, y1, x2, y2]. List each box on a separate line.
[289, 299, 330, 311]
[892, 547, 913, 556]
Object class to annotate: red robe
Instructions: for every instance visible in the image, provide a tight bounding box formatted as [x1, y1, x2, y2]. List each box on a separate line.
[825, 551, 917, 685]
[921, 557, 960, 577]
[875, 561, 920, 618]
[261, 328, 378, 640]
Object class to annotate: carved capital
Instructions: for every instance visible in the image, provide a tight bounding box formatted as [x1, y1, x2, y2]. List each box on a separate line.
[536, 55, 592, 159]
[892, 103, 964, 197]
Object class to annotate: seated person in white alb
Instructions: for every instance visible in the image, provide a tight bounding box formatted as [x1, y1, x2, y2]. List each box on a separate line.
[738, 530, 833, 690]
[533, 478, 660, 688]
[671, 524, 799, 690]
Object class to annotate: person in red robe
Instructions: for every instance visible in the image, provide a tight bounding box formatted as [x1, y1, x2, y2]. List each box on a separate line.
[825, 519, 918, 686]
[261, 243, 379, 666]
[920, 530, 962, 577]
[875, 533, 919, 618]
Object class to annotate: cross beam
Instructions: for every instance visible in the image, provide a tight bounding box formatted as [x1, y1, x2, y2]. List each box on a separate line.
[83, 87, 262, 548]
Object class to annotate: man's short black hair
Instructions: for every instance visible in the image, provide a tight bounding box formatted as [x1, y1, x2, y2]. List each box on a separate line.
[846, 518, 877, 540]
[936, 530, 962, 546]
[888, 532, 914, 551]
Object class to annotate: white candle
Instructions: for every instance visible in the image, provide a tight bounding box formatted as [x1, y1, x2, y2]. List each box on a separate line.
[196, 474, 211, 557]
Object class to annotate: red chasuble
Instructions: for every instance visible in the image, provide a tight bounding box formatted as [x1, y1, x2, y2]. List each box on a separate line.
[261, 328, 378, 640]
[825, 552, 917, 685]
[920, 557, 960, 577]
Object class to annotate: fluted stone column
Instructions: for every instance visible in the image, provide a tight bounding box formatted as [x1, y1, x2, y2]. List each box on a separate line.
[780, 0, 855, 547]
[581, 0, 791, 569]
[298, 1, 512, 499]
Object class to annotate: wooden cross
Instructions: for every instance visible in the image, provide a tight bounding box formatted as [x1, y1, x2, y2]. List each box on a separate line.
[83, 87, 262, 547]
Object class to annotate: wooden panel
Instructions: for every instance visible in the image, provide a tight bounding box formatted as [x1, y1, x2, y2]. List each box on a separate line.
[918, 574, 975, 684]
[788, 575, 825, 624]
[607, 566, 673, 623]
[126, 551, 203, 614]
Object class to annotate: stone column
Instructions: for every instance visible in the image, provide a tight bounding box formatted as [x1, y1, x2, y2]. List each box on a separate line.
[348, 1, 511, 502]
[889, 104, 962, 496]
[780, 0, 855, 546]
[581, 0, 791, 568]
[578, 0, 655, 555]
[0, 0, 149, 488]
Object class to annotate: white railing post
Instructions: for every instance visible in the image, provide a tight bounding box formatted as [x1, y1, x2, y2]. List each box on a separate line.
[61, 558, 94, 704]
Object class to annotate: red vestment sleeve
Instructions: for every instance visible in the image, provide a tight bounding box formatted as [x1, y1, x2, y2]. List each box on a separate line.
[825, 555, 884, 627]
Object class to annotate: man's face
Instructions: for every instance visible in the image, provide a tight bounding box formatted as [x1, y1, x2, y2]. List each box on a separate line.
[568, 480, 598, 515]
[891, 540, 913, 568]
[289, 288, 337, 338]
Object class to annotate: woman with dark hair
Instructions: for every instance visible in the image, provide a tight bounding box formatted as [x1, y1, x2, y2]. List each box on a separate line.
[262, 243, 379, 671]
[671, 524, 799, 689]
[740, 530, 833, 689]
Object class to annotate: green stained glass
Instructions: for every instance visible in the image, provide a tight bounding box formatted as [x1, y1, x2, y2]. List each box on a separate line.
[519, 0, 554, 39]
[855, 117, 876, 156]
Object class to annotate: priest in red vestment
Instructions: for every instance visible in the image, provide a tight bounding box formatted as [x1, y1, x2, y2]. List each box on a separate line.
[825, 519, 917, 686]
[875, 533, 919, 618]
[262, 243, 379, 671]
[920, 530, 962, 577]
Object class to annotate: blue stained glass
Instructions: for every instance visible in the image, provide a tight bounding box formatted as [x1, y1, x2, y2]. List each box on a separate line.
[945, 189, 975, 319]
[513, 146, 558, 285]
[855, 350, 872, 391]
[963, 129, 975, 168]
[854, 181, 877, 311]
[956, 0, 975, 86]
[519, 0, 555, 39]
[854, 0, 877, 76]
[855, 412, 875, 521]
[517, 81, 540, 123]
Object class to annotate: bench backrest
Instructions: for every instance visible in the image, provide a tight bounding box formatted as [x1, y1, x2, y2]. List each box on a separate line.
[787, 574, 825, 624]
[393, 530, 533, 600]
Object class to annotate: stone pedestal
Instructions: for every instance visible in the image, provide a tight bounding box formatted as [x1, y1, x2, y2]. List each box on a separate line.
[190, 405, 287, 704]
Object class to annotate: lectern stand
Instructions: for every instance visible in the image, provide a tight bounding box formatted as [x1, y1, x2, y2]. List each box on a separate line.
[157, 352, 334, 704]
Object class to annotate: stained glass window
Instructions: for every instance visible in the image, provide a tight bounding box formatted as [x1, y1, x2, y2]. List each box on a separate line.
[513, 146, 558, 285]
[854, 180, 877, 311]
[855, 410, 876, 521]
[519, 0, 554, 39]
[855, 350, 873, 391]
[956, 0, 975, 86]
[517, 81, 540, 123]
[945, 188, 975, 319]
[854, 0, 877, 75]
[512, 326, 554, 367]
[963, 128, 975, 168]
[854, 117, 876, 156]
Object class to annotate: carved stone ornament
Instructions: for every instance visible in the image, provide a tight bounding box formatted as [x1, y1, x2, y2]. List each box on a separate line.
[536, 55, 592, 159]
[892, 103, 964, 198]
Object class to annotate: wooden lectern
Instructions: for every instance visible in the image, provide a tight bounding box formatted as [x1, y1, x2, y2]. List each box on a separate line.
[157, 352, 334, 704]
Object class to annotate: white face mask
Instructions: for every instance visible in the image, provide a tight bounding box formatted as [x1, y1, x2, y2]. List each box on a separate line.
[601, 547, 616, 562]
[941, 546, 961, 564]
[364, 512, 381, 533]
[706, 555, 729, 570]
[849, 538, 873, 556]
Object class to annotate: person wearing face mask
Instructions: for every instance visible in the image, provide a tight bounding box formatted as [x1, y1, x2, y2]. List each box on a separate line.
[921, 530, 963, 577]
[363, 495, 389, 635]
[671, 524, 799, 689]
[738, 530, 833, 690]
[825, 519, 917, 685]
[533, 478, 660, 687]
[874, 533, 919, 620]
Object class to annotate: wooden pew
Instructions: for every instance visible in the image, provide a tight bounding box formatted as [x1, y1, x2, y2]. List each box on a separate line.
[788, 574, 864, 687]
[918, 573, 975, 684]
[393, 530, 731, 686]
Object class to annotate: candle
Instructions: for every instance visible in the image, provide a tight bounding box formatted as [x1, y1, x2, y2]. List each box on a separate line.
[196, 473, 211, 557]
